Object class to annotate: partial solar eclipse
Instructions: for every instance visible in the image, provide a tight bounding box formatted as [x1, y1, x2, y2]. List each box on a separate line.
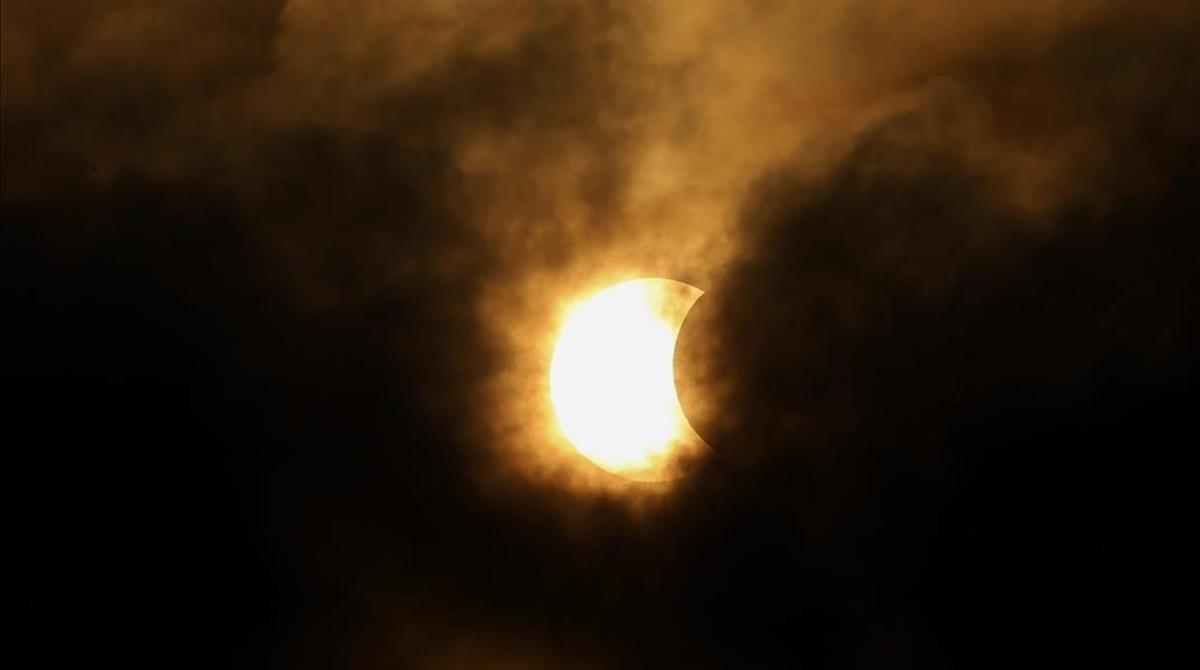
[550, 278, 711, 482]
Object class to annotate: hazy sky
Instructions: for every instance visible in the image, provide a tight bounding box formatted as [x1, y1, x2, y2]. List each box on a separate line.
[8, 1, 1197, 667]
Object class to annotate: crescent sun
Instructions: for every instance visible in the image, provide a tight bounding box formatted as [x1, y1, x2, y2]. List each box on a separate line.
[549, 278, 711, 482]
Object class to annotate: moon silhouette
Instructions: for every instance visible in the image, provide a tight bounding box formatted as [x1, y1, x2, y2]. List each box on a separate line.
[549, 278, 711, 482]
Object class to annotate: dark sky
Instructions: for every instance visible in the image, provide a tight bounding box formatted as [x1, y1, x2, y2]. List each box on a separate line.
[8, 1, 1197, 667]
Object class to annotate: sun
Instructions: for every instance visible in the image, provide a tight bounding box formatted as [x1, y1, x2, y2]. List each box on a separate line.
[549, 278, 708, 481]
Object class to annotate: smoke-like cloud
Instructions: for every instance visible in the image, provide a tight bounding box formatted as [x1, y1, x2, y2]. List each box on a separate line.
[7, 1, 1196, 667]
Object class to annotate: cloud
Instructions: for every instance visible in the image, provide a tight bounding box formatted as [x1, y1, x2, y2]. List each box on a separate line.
[6, 1, 1196, 666]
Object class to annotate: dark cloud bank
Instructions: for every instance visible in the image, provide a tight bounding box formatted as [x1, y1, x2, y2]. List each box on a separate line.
[7, 1, 1197, 667]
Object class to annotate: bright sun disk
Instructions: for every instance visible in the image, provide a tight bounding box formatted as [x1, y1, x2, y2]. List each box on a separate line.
[549, 279, 703, 481]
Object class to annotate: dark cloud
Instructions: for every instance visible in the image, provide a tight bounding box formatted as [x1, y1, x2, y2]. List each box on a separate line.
[7, 1, 1197, 667]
